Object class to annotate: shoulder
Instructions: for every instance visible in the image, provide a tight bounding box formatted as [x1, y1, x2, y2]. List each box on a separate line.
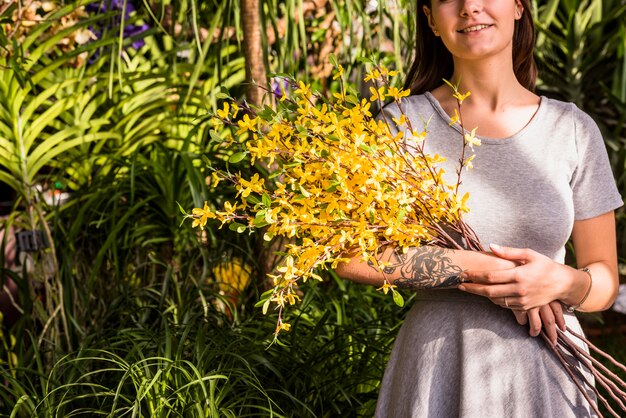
[539, 97, 604, 153]
[541, 97, 600, 134]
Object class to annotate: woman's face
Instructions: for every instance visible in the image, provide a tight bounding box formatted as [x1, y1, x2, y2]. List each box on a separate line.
[423, 0, 522, 63]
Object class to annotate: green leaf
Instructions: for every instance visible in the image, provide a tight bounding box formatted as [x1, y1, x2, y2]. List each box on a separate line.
[176, 201, 189, 216]
[209, 130, 223, 144]
[299, 184, 311, 197]
[228, 222, 247, 233]
[262, 298, 271, 315]
[392, 290, 405, 307]
[262, 193, 271, 207]
[228, 152, 247, 164]
[246, 194, 261, 205]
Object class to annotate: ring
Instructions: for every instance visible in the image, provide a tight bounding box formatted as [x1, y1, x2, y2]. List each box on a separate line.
[504, 296, 509, 308]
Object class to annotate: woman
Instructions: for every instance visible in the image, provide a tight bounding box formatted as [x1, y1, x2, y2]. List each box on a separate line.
[335, 0, 622, 416]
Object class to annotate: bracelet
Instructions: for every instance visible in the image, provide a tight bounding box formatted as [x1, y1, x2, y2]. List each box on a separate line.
[566, 267, 593, 313]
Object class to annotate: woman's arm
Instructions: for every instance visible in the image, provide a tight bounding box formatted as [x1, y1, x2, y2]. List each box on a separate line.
[567, 211, 619, 311]
[458, 211, 619, 312]
[334, 245, 517, 289]
[335, 241, 568, 345]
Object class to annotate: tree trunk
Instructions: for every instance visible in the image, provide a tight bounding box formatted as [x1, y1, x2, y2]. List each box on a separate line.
[241, 0, 266, 106]
[240, 0, 282, 286]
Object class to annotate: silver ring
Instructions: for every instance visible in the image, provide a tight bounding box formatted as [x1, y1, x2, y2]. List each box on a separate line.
[504, 296, 509, 308]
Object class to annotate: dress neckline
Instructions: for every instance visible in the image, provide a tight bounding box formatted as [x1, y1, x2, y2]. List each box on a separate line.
[423, 91, 546, 145]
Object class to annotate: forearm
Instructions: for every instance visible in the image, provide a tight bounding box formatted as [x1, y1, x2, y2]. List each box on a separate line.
[334, 245, 516, 290]
[564, 212, 620, 312]
[559, 261, 618, 312]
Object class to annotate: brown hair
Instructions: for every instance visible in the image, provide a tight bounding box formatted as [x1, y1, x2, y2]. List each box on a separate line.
[404, 0, 537, 94]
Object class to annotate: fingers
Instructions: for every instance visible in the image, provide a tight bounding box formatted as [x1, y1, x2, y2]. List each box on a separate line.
[539, 305, 558, 346]
[527, 308, 542, 338]
[511, 309, 528, 325]
[460, 283, 523, 304]
[489, 243, 533, 263]
[549, 300, 566, 332]
[460, 266, 520, 284]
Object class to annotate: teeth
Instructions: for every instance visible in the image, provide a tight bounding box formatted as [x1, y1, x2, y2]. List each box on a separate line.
[461, 24, 490, 33]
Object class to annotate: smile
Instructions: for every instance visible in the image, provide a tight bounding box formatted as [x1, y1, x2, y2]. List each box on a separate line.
[459, 24, 492, 33]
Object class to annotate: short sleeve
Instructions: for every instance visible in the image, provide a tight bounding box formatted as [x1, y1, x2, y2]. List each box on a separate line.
[570, 106, 623, 220]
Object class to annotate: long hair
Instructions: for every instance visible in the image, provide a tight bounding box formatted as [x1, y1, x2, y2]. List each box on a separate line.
[404, 0, 537, 94]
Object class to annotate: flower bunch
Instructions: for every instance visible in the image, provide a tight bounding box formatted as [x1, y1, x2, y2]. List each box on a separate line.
[188, 64, 480, 334]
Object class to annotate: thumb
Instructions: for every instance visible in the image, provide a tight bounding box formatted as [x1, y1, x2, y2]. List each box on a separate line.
[489, 243, 530, 263]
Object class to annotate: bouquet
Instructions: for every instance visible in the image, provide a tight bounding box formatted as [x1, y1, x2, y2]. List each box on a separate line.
[187, 63, 481, 331]
[187, 62, 626, 416]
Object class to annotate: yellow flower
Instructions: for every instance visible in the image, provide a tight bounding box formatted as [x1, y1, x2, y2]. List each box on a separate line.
[453, 91, 471, 104]
[216, 102, 230, 119]
[392, 114, 408, 127]
[369, 86, 386, 102]
[387, 87, 410, 100]
[191, 202, 216, 228]
[294, 81, 312, 99]
[463, 154, 476, 170]
[237, 173, 265, 198]
[236, 114, 258, 135]
[231, 103, 240, 119]
[449, 108, 460, 126]
[464, 127, 481, 150]
[333, 65, 344, 80]
[364, 69, 382, 82]
[211, 172, 222, 187]
[277, 322, 291, 332]
[377, 280, 397, 295]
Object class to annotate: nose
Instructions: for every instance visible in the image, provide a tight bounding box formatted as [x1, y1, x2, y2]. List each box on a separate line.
[460, 0, 482, 16]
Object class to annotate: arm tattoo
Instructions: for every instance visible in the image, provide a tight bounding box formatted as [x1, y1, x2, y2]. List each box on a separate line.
[369, 247, 463, 290]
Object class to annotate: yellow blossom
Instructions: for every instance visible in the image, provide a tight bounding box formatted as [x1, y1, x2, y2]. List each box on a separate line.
[191, 202, 216, 228]
[387, 87, 410, 100]
[187, 66, 479, 336]
[236, 114, 258, 135]
[216, 102, 230, 119]
[237, 173, 265, 198]
[377, 280, 397, 295]
[369, 86, 386, 102]
[453, 91, 471, 104]
[464, 127, 481, 150]
[333, 65, 344, 80]
[211, 172, 222, 187]
[449, 108, 460, 126]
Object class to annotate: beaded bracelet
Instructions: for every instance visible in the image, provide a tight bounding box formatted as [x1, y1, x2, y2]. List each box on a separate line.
[566, 267, 593, 313]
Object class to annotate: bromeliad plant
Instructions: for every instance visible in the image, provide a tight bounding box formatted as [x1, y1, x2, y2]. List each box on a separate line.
[186, 64, 482, 334]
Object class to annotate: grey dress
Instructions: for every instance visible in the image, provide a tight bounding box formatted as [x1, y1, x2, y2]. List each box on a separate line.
[374, 93, 623, 418]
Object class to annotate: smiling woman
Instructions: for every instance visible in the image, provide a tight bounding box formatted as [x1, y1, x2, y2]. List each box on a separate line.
[332, 0, 623, 416]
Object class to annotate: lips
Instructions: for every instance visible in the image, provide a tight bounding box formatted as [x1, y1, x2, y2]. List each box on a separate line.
[458, 24, 492, 33]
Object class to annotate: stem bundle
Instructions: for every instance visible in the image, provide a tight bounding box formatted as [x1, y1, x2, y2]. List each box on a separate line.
[542, 327, 626, 417]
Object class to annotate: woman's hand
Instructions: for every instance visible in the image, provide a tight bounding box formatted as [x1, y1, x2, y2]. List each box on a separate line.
[509, 302, 566, 346]
[458, 243, 567, 310]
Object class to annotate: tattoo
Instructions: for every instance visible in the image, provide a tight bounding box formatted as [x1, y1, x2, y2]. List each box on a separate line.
[369, 247, 463, 290]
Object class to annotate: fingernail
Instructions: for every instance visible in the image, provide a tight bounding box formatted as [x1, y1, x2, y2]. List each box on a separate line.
[458, 285, 466, 291]
[490, 243, 501, 250]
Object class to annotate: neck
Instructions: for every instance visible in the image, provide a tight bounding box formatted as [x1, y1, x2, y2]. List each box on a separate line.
[448, 56, 528, 111]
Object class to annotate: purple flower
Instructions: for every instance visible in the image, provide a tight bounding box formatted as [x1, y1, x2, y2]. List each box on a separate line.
[86, 0, 149, 62]
[270, 77, 290, 98]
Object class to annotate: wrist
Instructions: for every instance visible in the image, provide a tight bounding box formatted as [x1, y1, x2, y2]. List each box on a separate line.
[560, 266, 593, 310]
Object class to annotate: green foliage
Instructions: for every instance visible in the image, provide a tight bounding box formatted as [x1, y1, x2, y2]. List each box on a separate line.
[534, 0, 626, 255]
[0, 0, 625, 414]
[0, 272, 407, 416]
